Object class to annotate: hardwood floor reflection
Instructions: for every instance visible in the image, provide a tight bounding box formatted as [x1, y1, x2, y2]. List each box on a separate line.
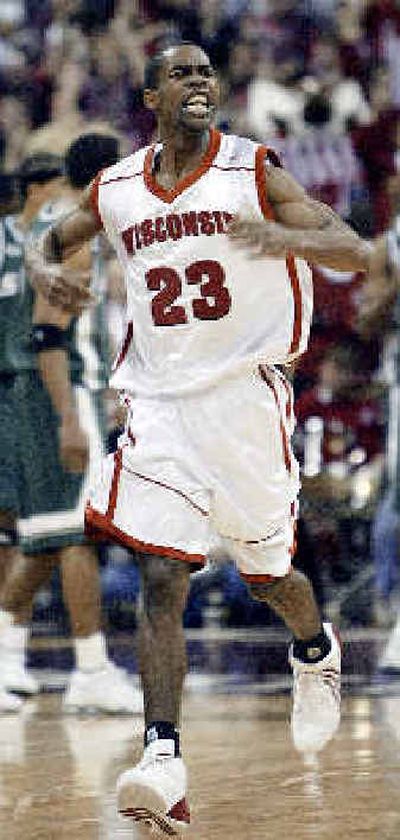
[1, 691, 400, 838]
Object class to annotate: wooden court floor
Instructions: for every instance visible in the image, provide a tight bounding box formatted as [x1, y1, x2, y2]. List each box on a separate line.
[1, 689, 400, 839]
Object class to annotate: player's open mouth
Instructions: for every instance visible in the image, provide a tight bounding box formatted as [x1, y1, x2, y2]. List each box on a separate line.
[182, 95, 212, 117]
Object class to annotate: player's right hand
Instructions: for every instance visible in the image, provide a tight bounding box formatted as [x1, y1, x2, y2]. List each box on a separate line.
[26, 244, 95, 315]
[59, 415, 89, 473]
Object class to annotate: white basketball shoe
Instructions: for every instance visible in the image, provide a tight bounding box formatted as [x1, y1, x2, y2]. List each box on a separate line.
[0, 625, 39, 695]
[2, 650, 39, 696]
[0, 684, 23, 712]
[63, 663, 144, 714]
[117, 740, 190, 836]
[289, 622, 341, 754]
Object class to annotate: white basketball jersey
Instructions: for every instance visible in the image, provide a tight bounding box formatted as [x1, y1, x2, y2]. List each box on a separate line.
[92, 129, 313, 396]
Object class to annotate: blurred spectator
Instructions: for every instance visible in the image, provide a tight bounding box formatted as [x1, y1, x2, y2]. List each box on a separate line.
[306, 35, 371, 133]
[246, 54, 306, 139]
[352, 65, 399, 233]
[274, 90, 364, 217]
[295, 341, 384, 615]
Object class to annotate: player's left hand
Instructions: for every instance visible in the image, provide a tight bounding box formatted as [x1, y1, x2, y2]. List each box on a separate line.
[228, 216, 290, 259]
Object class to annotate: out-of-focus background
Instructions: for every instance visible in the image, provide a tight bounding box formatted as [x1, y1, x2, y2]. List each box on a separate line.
[2, 0, 400, 652]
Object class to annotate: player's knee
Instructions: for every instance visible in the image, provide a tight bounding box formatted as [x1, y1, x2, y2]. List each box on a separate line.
[247, 575, 287, 603]
[141, 555, 190, 616]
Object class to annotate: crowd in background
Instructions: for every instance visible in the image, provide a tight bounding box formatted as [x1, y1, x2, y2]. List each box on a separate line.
[1, 0, 400, 629]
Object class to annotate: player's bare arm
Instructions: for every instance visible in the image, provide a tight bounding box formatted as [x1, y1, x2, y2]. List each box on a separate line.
[229, 163, 371, 272]
[27, 183, 100, 312]
[30, 249, 91, 472]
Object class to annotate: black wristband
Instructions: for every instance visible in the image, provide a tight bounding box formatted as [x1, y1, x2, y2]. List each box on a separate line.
[30, 323, 68, 353]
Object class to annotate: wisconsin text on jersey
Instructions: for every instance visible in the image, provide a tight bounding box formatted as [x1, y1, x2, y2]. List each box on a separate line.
[121, 209, 234, 255]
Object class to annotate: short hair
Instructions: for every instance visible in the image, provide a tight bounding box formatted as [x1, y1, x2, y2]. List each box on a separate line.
[18, 153, 64, 200]
[65, 132, 120, 189]
[144, 41, 205, 90]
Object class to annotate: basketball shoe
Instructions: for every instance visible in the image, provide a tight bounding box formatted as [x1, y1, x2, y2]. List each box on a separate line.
[117, 740, 190, 836]
[1, 625, 39, 695]
[289, 622, 341, 754]
[63, 662, 144, 714]
[0, 683, 23, 712]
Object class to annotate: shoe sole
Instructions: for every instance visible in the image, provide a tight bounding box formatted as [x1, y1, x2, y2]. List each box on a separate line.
[118, 782, 187, 836]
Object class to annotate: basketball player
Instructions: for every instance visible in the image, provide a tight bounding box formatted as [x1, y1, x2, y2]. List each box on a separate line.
[0, 137, 141, 714]
[30, 44, 371, 835]
[0, 154, 64, 712]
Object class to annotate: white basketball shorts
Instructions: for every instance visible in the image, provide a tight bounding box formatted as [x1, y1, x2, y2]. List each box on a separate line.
[85, 365, 300, 581]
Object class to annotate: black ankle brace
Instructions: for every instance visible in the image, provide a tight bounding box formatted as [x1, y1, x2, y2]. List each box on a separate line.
[292, 628, 331, 664]
[145, 721, 181, 757]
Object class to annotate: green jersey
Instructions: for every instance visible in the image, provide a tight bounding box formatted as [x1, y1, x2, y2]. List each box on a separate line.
[13, 200, 110, 390]
[0, 215, 25, 374]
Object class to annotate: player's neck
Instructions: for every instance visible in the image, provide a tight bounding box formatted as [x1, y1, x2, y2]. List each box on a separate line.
[156, 129, 210, 188]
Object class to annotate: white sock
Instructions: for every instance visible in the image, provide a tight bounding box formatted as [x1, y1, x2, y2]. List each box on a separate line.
[74, 631, 108, 672]
[380, 612, 400, 667]
[0, 610, 28, 652]
[0, 608, 14, 634]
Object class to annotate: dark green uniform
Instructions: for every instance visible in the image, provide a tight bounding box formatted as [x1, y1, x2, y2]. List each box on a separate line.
[0, 215, 25, 515]
[15, 200, 110, 553]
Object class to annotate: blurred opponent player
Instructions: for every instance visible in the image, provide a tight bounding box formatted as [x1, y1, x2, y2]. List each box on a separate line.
[0, 136, 142, 714]
[0, 154, 64, 711]
[31, 43, 371, 835]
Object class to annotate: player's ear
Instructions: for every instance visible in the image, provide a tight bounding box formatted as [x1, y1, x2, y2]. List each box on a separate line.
[143, 89, 159, 113]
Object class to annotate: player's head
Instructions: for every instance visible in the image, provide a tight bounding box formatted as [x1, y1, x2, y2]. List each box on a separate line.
[18, 153, 64, 203]
[144, 42, 219, 135]
[65, 132, 120, 189]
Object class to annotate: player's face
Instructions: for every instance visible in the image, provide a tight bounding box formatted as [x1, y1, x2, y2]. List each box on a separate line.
[147, 46, 219, 134]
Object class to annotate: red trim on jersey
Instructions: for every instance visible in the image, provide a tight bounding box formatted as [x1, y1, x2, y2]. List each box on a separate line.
[90, 170, 104, 230]
[85, 504, 206, 566]
[112, 320, 133, 372]
[143, 128, 222, 204]
[286, 254, 302, 356]
[258, 366, 291, 473]
[255, 146, 303, 358]
[106, 448, 123, 520]
[290, 520, 298, 557]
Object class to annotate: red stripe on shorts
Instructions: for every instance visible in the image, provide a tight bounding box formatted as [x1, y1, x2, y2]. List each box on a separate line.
[106, 448, 123, 521]
[85, 504, 206, 565]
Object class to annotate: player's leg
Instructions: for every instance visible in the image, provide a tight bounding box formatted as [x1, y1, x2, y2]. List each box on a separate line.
[0, 551, 56, 697]
[60, 542, 143, 714]
[248, 567, 322, 639]
[0, 513, 26, 711]
[241, 541, 341, 755]
[210, 367, 341, 755]
[0, 513, 18, 593]
[117, 554, 192, 834]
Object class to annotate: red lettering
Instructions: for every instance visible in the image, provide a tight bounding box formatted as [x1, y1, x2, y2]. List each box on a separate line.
[223, 211, 234, 228]
[122, 226, 135, 255]
[134, 224, 142, 250]
[155, 216, 167, 242]
[198, 211, 215, 236]
[166, 214, 183, 241]
[213, 211, 224, 233]
[181, 212, 199, 237]
[141, 218, 155, 247]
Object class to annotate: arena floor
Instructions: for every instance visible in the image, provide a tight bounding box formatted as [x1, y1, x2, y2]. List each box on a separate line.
[1, 629, 400, 839]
